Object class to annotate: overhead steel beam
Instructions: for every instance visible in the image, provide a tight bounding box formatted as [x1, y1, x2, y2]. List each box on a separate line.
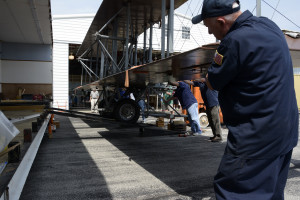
[89, 48, 93, 82]
[97, 40, 121, 72]
[149, 22, 153, 62]
[79, 60, 99, 80]
[81, 64, 84, 85]
[112, 17, 119, 73]
[167, 0, 174, 57]
[100, 48, 105, 79]
[98, 7, 124, 33]
[161, 0, 166, 59]
[78, 40, 97, 59]
[134, 37, 138, 66]
[143, 25, 147, 64]
[124, 3, 131, 69]
[98, 34, 125, 41]
[95, 42, 100, 76]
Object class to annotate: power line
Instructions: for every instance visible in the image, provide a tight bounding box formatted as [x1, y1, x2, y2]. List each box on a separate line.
[177, 0, 204, 52]
[262, 0, 300, 30]
[271, 0, 280, 20]
[173, 0, 193, 48]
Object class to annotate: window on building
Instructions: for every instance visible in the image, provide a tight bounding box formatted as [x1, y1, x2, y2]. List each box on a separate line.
[182, 26, 190, 39]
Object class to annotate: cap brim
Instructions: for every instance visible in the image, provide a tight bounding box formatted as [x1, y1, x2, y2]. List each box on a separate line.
[192, 14, 203, 24]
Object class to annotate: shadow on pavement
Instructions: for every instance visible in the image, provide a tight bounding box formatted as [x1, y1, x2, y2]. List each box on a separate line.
[83, 118, 226, 199]
[20, 116, 113, 200]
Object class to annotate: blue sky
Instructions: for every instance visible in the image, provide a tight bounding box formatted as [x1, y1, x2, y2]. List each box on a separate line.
[51, 0, 300, 31]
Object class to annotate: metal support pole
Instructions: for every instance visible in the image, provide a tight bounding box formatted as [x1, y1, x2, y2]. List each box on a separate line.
[104, 38, 109, 76]
[149, 22, 153, 63]
[100, 45, 105, 79]
[78, 40, 97, 59]
[98, 40, 121, 72]
[79, 60, 99, 79]
[98, 7, 124, 33]
[130, 48, 134, 66]
[81, 65, 83, 85]
[81, 62, 93, 79]
[95, 42, 100, 76]
[84, 62, 87, 84]
[124, 3, 130, 69]
[98, 34, 124, 41]
[89, 49, 93, 82]
[161, 0, 166, 59]
[143, 25, 147, 64]
[167, 0, 174, 57]
[256, 0, 261, 17]
[112, 18, 119, 73]
[134, 38, 138, 65]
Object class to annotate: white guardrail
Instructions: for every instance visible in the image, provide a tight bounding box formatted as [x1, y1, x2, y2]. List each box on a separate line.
[0, 114, 50, 200]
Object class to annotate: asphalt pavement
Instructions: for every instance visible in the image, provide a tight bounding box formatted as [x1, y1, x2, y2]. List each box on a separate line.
[19, 113, 300, 200]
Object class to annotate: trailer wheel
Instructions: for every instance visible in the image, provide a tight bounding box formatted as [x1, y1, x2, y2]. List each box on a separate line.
[114, 99, 140, 123]
[199, 112, 209, 128]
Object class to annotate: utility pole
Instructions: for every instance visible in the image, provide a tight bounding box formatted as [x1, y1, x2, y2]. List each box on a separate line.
[256, 0, 261, 17]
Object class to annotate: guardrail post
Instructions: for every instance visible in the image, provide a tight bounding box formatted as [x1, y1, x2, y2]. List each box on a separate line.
[48, 114, 54, 138]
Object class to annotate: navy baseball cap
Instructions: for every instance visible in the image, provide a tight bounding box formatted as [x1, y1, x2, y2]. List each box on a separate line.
[192, 0, 240, 24]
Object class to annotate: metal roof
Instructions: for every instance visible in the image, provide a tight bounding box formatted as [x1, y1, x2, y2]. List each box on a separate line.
[0, 0, 52, 44]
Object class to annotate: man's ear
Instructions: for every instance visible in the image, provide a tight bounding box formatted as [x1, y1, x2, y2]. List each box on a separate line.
[216, 17, 226, 26]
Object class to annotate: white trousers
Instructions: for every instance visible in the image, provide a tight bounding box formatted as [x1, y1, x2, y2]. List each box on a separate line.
[91, 99, 98, 112]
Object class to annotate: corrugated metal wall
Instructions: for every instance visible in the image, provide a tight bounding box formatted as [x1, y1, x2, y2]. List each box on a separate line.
[53, 43, 69, 109]
[52, 15, 94, 44]
[52, 15, 94, 109]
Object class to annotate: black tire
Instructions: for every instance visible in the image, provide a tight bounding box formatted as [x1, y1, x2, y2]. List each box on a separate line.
[114, 99, 140, 123]
[99, 99, 105, 108]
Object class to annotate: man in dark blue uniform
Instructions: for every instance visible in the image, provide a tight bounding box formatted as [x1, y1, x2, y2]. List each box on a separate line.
[167, 81, 202, 136]
[184, 79, 222, 142]
[192, 0, 299, 199]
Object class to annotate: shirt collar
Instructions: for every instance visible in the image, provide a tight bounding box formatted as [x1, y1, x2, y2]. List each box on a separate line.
[227, 10, 253, 35]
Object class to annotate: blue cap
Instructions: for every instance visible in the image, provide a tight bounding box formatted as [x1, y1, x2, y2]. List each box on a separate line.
[192, 0, 240, 24]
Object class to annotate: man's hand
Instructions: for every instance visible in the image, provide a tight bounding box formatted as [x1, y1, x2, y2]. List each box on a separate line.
[183, 80, 194, 85]
[205, 74, 214, 90]
[168, 81, 179, 86]
[194, 78, 206, 83]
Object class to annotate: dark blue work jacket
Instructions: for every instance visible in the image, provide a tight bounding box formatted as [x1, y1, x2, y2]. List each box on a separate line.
[174, 82, 197, 109]
[193, 81, 219, 108]
[207, 10, 299, 159]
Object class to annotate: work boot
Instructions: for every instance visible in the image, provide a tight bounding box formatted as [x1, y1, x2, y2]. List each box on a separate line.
[211, 136, 222, 142]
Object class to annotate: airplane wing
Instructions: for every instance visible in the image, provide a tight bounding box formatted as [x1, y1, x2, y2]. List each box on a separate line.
[75, 43, 219, 90]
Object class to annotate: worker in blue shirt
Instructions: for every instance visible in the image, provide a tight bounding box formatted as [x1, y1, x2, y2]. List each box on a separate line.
[192, 0, 299, 199]
[184, 79, 222, 142]
[167, 81, 202, 136]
